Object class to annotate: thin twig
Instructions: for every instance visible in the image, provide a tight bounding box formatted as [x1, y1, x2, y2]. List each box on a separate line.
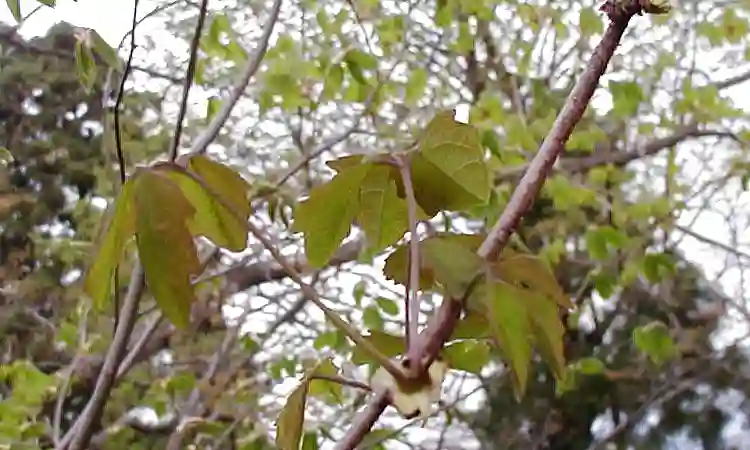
[245, 219, 411, 385]
[310, 374, 373, 392]
[190, 0, 283, 155]
[61, 265, 146, 450]
[111, 0, 140, 334]
[169, 0, 210, 160]
[397, 157, 421, 355]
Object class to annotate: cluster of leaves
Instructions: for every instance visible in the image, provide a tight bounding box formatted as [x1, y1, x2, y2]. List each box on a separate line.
[275, 111, 577, 447]
[84, 155, 252, 328]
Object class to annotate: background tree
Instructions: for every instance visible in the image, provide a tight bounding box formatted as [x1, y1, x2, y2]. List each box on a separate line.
[1, 0, 750, 449]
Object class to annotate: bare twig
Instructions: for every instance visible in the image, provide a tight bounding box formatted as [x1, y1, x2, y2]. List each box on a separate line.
[169, 0, 210, 160]
[337, 3, 641, 447]
[397, 157, 421, 355]
[61, 264, 146, 450]
[190, 0, 283, 155]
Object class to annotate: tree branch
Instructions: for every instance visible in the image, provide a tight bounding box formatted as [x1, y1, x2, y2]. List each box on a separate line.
[337, 2, 641, 447]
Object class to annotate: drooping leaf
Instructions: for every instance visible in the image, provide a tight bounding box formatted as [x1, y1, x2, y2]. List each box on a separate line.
[74, 39, 97, 92]
[133, 170, 201, 329]
[479, 281, 533, 399]
[89, 29, 123, 72]
[294, 163, 371, 267]
[383, 234, 485, 297]
[409, 111, 490, 215]
[275, 376, 309, 450]
[5, 0, 20, 22]
[276, 359, 345, 450]
[153, 162, 249, 252]
[525, 291, 567, 380]
[84, 176, 137, 310]
[356, 164, 410, 251]
[493, 250, 573, 309]
[185, 155, 252, 219]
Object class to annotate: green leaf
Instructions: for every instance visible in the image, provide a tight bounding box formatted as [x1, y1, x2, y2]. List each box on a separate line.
[479, 281, 533, 399]
[584, 226, 628, 261]
[275, 358, 344, 449]
[642, 252, 676, 283]
[84, 178, 137, 310]
[293, 163, 371, 267]
[154, 160, 250, 252]
[89, 29, 123, 72]
[351, 331, 405, 367]
[383, 234, 485, 297]
[357, 164, 409, 251]
[5, 0, 20, 22]
[633, 321, 678, 365]
[493, 250, 573, 309]
[74, 40, 97, 92]
[206, 96, 221, 123]
[363, 305, 385, 330]
[410, 111, 490, 215]
[375, 297, 399, 316]
[526, 291, 566, 380]
[443, 341, 490, 374]
[133, 170, 201, 329]
[574, 357, 605, 375]
[275, 376, 309, 450]
[308, 359, 343, 403]
[405, 68, 428, 106]
[609, 81, 644, 118]
[578, 8, 603, 35]
[451, 313, 490, 340]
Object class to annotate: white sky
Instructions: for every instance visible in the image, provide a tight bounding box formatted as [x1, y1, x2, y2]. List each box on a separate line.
[3, 1, 750, 448]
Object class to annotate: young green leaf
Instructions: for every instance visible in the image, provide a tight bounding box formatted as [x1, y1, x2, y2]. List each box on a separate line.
[133, 170, 201, 329]
[356, 164, 410, 252]
[293, 163, 371, 267]
[409, 111, 490, 215]
[83, 177, 137, 310]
